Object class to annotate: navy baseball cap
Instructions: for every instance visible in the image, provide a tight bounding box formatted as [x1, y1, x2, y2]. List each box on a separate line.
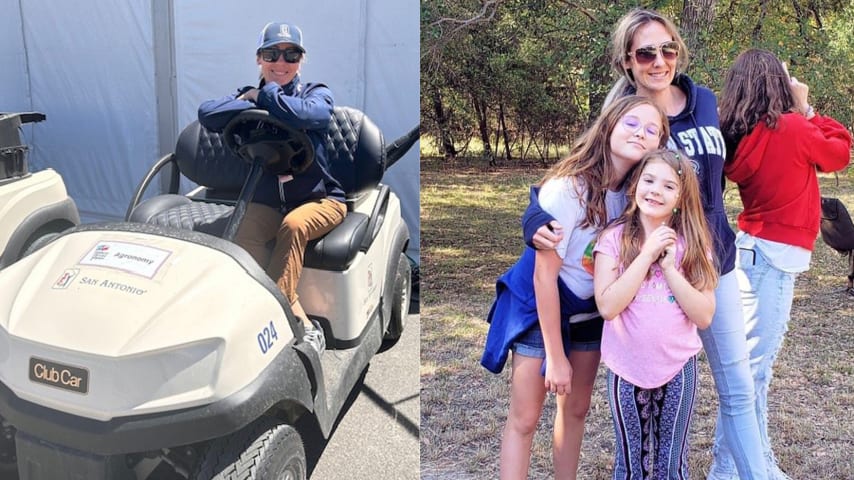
[257, 22, 305, 53]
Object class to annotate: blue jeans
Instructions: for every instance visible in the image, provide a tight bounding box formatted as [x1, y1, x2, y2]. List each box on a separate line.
[709, 249, 795, 479]
[703, 271, 767, 480]
[511, 319, 603, 358]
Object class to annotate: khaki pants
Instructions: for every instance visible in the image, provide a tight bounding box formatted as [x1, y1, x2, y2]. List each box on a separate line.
[235, 199, 347, 304]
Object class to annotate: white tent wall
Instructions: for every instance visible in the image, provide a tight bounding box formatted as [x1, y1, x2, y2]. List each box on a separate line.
[3, 0, 420, 263]
[5, 1, 158, 222]
[0, 2, 32, 124]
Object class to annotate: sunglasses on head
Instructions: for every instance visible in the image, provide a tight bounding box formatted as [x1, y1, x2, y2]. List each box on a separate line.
[620, 115, 661, 137]
[258, 48, 303, 64]
[628, 41, 679, 65]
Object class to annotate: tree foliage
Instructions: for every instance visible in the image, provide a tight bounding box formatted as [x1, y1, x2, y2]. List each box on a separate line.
[421, 0, 854, 162]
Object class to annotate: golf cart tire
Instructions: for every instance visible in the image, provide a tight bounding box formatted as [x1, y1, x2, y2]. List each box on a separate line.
[383, 252, 411, 344]
[0, 465, 15, 480]
[0, 417, 16, 480]
[0, 457, 15, 480]
[194, 417, 305, 480]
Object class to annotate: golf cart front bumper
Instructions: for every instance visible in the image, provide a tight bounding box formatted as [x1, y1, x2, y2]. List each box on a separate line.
[0, 342, 312, 457]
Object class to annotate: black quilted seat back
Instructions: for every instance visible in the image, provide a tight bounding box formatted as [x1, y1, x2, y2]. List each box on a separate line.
[174, 121, 249, 193]
[174, 107, 384, 198]
[324, 107, 385, 198]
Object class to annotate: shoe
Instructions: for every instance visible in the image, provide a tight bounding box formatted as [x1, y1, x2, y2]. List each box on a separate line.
[303, 319, 325, 354]
[707, 455, 739, 480]
[766, 452, 792, 480]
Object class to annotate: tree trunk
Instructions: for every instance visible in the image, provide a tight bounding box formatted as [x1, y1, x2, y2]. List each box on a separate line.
[681, 0, 717, 63]
[752, 0, 770, 40]
[493, 106, 501, 164]
[431, 89, 457, 160]
[472, 95, 494, 163]
[499, 102, 512, 161]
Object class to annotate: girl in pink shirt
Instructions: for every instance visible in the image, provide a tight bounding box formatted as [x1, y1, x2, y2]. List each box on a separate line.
[593, 149, 718, 479]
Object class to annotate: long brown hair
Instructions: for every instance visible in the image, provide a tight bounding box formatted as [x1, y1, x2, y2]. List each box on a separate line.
[719, 48, 798, 152]
[611, 149, 718, 290]
[540, 95, 669, 230]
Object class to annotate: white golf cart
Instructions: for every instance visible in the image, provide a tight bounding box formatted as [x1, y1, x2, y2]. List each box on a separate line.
[0, 112, 79, 271]
[0, 107, 417, 479]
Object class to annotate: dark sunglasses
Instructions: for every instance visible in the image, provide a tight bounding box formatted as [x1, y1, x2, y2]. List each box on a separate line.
[628, 41, 679, 65]
[258, 48, 303, 64]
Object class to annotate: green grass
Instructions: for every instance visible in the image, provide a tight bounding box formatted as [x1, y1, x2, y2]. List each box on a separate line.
[421, 160, 854, 479]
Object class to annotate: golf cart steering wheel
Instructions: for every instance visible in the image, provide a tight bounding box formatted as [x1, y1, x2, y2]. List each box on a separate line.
[222, 109, 314, 175]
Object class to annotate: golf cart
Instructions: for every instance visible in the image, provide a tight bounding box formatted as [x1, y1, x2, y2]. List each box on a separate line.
[0, 106, 418, 479]
[0, 112, 79, 271]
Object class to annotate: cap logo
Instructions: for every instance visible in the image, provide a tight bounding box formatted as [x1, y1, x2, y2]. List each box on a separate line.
[278, 24, 290, 38]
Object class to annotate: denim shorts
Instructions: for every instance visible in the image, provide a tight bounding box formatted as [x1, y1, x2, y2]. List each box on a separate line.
[511, 317, 604, 358]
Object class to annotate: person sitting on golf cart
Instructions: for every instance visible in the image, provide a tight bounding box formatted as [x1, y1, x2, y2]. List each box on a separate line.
[198, 21, 346, 353]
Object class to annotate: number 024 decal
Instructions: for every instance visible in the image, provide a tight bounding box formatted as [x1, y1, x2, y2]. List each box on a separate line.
[257, 321, 279, 354]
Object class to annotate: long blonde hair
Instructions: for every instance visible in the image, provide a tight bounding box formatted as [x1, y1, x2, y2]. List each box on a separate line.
[540, 95, 669, 230]
[612, 149, 718, 290]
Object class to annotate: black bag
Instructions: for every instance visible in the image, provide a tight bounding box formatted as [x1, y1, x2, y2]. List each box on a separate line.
[819, 196, 854, 291]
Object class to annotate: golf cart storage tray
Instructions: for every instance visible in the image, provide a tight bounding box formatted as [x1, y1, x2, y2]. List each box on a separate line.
[1, 112, 36, 180]
[0, 144, 27, 180]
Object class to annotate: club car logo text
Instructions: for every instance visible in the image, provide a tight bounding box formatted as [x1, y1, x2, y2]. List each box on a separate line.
[29, 357, 89, 394]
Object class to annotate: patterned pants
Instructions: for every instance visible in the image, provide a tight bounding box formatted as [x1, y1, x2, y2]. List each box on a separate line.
[607, 356, 698, 480]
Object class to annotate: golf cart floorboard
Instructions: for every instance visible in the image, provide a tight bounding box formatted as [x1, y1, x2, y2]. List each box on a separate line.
[315, 311, 383, 431]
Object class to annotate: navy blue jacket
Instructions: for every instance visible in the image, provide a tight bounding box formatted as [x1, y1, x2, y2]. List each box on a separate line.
[522, 74, 735, 274]
[198, 75, 345, 212]
[481, 247, 596, 374]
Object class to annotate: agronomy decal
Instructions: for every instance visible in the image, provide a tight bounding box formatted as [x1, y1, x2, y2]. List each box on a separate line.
[79, 241, 171, 278]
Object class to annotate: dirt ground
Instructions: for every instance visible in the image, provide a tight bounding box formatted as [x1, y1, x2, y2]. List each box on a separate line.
[420, 161, 854, 479]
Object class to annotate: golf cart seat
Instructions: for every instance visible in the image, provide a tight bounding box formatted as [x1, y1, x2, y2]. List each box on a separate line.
[127, 106, 387, 271]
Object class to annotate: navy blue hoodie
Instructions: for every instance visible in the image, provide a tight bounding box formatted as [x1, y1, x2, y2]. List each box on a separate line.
[198, 75, 345, 213]
[522, 74, 735, 275]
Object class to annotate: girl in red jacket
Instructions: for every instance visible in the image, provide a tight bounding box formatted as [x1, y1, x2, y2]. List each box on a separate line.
[719, 48, 852, 479]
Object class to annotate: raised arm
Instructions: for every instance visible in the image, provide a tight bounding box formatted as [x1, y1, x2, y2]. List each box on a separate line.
[198, 87, 256, 132]
[658, 244, 715, 329]
[594, 225, 674, 320]
[804, 115, 852, 174]
[255, 82, 334, 131]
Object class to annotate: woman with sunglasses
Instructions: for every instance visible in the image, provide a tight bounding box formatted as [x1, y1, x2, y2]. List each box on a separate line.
[521, 8, 769, 479]
[482, 95, 668, 480]
[718, 49, 851, 480]
[198, 22, 346, 354]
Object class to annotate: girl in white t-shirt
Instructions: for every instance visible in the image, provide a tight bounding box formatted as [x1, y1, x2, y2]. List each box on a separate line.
[486, 96, 669, 480]
[593, 149, 718, 479]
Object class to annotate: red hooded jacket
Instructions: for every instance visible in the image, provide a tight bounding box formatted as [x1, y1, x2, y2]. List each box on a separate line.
[725, 112, 851, 250]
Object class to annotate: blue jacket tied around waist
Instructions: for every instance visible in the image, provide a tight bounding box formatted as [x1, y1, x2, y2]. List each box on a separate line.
[481, 247, 596, 373]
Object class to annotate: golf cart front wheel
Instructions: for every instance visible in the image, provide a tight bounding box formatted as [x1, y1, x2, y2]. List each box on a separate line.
[0, 418, 17, 480]
[194, 417, 305, 480]
[384, 252, 411, 342]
